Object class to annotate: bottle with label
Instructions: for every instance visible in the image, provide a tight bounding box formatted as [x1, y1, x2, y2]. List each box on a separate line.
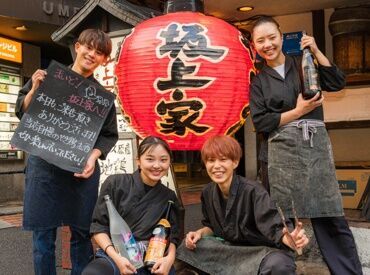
[301, 31, 321, 100]
[144, 200, 174, 270]
[104, 195, 144, 269]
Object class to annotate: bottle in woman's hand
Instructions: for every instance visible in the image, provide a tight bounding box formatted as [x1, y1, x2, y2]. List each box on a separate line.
[301, 31, 322, 100]
[104, 195, 144, 269]
[144, 200, 174, 270]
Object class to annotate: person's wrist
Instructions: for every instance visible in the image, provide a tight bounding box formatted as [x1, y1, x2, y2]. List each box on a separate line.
[104, 243, 115, 254]
[293, 107, 302, 118]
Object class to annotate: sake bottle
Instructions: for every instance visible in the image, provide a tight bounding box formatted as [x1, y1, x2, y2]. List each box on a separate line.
[301, 31, 321, 99]
[144, 200, 174, 270]
[104, 195, 144, 269]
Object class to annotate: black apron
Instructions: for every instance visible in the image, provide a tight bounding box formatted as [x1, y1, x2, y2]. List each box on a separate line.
[176, 237, 278, 275]
[23, 155, 100, 231]
[268, 119, 344, 218]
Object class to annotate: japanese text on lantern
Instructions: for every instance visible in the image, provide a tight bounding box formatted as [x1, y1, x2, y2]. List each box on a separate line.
[155, 23, 228, 137]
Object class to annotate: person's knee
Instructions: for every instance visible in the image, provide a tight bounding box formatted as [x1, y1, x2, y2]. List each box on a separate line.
[259, 251, 296, 275]
[81, 258, 115, 275]
[81, 264, 99, 275]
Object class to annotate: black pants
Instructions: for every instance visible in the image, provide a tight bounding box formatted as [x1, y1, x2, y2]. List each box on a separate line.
[259, 251, 296, 275]
[311, 216, 363, 275]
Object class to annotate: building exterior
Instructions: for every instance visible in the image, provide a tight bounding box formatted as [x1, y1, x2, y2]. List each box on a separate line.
[0, 0, 86, 202]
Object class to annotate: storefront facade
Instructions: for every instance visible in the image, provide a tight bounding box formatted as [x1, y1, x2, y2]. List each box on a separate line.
[0, 0, 85, 202]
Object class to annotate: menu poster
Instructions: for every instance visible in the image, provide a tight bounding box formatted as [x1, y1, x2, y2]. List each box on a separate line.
[11, 61, 115, 173]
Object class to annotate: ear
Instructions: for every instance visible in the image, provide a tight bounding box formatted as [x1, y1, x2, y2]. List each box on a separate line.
[74, 41, 81, 52]
[101, 55, 109, 66]
[232, 160, 239, 170]
[250, 41, 255, 50]
[136, 158, 140, 168]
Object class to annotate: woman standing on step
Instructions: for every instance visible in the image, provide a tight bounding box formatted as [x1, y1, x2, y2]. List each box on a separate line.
[249, 16, 362, 275]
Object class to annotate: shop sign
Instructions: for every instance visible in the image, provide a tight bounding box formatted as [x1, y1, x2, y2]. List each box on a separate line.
[0, 37, 22, 63]
[42, 0, 80, 18]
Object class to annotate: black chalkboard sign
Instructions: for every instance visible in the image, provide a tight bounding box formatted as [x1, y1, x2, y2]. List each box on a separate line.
[11, 60, 115, 173]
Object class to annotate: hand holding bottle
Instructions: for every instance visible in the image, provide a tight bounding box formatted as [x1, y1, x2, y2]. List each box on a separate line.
[301, 33, 319, 55]
[115, 255, 137, 275]
[295, 93, 324, 116]
[150, 245, 175, 275]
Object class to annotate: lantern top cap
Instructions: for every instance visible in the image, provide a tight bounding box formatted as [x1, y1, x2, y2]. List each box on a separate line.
[164, 0, 204, 13]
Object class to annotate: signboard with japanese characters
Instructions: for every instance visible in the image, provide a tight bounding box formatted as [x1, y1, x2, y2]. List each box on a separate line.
[116, 12, 254, 150]
[98, 135, 136, 186]
[0, 36, 22, 63]
[11, 61, 115, 172]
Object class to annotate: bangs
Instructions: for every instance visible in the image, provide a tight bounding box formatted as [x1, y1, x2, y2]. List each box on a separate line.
[201, 135, 242, 163]
[78, 29, 112, 56]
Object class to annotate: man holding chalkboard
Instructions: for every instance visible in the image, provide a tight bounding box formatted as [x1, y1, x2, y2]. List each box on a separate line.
[15, 29, 118, 275]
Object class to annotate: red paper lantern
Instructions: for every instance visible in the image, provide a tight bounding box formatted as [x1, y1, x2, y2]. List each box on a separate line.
[115, 7, 254, 150]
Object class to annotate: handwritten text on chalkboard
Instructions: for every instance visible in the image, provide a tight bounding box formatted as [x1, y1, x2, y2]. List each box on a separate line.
[11, 61, 115, 172]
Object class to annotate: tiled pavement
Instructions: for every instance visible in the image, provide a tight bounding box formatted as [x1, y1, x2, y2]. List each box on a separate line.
[0, 213, 22, 228]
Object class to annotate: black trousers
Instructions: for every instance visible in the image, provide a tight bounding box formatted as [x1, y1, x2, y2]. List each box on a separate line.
[259, 250, 296, 275]
[311, 216, 363, 275]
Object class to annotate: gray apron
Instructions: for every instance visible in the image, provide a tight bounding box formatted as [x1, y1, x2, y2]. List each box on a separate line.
[176, 237, 279, 275]
[268, 119, 343, 218]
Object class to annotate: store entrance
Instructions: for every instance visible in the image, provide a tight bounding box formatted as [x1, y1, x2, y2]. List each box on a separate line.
[172, 126, 246, 201]
[173, 151, 210, 195]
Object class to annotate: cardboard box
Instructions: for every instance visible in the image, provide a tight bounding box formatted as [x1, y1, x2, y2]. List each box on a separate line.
[336, 169, 370, 209]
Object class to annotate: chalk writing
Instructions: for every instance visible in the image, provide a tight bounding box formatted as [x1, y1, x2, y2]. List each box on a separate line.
[68, 94, 108, 118]
[84, 86, 111, 107]
[53, 68, 84, 89]
[11, 61, 115, 172]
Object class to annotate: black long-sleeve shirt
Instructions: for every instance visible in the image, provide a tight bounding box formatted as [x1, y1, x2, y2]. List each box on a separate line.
[250, 55, 346, 134]
[201, 174, 292, 248]
[90, 171, 180, 246]
[249, 55, 345, 161]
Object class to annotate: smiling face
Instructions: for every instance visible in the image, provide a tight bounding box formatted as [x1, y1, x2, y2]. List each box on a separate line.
[252, 22, 285, 67]
[72, 42, 107, 78]
[137, 144, 171, 186]
[205, 156, 238, 187]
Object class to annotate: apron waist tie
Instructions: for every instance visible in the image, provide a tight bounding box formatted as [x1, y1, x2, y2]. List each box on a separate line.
[282, 120, 325, 147]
